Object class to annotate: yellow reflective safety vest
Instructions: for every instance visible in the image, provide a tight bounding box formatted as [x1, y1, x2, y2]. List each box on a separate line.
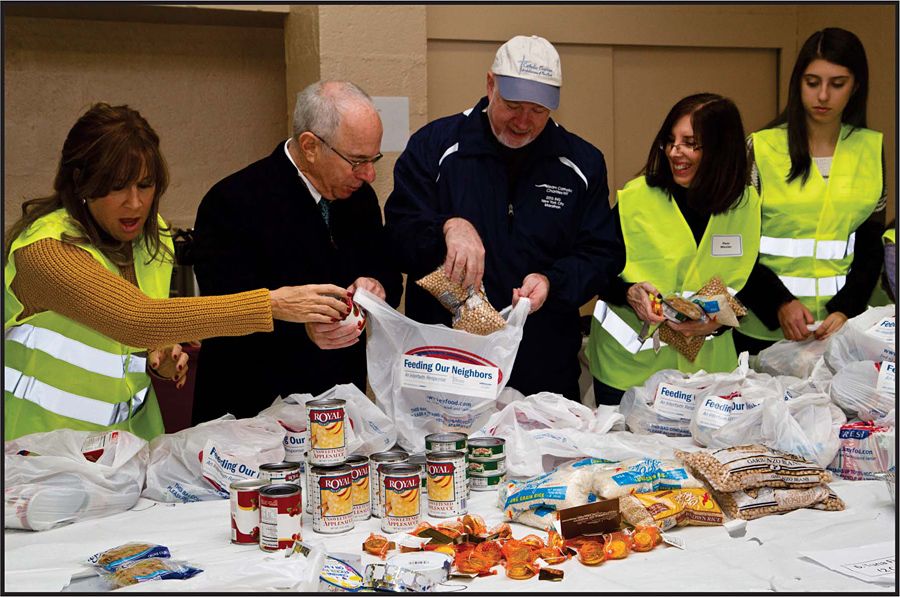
[4, 209, 173, 441]
[587, 177, 761, 391]
[742, 125, 883, 340]
[884, 228, 896, 244]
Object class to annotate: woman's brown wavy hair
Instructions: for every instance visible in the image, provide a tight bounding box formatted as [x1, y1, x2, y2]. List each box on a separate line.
[5, 102, 172, 266]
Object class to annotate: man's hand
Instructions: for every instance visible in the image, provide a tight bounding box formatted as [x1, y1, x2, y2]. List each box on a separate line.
[513, 273, 549, 313]
[348, 277, 386, 301]
[814, 311, 848, 340]
[305, 321, 361, 350]
[626, 282, 666, 324]
[778, 299, 814, 341]
[443, 217, 485, 290]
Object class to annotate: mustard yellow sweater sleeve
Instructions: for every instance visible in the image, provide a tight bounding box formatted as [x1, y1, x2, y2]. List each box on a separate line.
[11, 238, 274, 348]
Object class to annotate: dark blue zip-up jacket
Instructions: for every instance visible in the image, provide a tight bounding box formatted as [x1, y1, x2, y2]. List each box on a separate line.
[385, 97, 624, 400]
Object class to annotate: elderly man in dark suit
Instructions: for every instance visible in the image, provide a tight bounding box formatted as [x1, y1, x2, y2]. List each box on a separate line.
[190, 81, 402, 422]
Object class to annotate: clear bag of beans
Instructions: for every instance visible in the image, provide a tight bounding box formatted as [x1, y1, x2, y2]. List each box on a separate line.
[415, 266, 506, 335]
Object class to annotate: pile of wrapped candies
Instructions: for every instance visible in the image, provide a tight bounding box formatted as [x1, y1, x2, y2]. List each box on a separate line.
[362, 513, 663, 581]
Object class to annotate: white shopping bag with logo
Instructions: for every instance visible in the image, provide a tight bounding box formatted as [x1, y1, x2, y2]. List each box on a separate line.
[354, 288, 529, 453]
[259, 384, 397, 461]
[825, 305, 895, 372]
[5, 429, 148, 531]
[142, 415, 285, 502]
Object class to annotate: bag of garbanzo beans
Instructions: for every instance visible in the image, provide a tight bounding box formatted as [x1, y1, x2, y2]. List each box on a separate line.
[416, 267, 506, 336]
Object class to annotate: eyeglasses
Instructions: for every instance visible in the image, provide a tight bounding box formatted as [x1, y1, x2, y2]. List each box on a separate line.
[659, 141, 702, 153]
[310, 132, 383, 172]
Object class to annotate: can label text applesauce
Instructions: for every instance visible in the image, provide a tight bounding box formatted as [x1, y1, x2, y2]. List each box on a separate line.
[306, 398, 347, 466]
[381, 463, 421, 533]
[369, 450, 408, 518]
[426, 451, 467, 517]
[310, 464, 354, 534]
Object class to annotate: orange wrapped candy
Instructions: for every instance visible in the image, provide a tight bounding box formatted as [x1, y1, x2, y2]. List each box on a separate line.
[519, 534, 546, 549]
[362, 533, 392, 559]
[436, 520, 465, 538]
[462, 514, 487, 536]
[501, 539, 537, 564]
[473, 541, 503, 567]
[454, 545, 496, 576]
[536, 546, 568, 565]
[546, 529, 565, 550]
[576, 540, 606, 566]
[630, 526, 661, 552]
[603, 532, 632, 560]
[486, 522, 512, 539]
[504, 559, 539, 580]
[410, 521, 434, 536]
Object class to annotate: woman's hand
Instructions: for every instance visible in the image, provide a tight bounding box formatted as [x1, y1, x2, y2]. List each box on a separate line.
[814, 311, 848, 340]
[667, 318, 723, 338]
[305, 321, 361, 350]
[348, 277, 386, 301]
[777, 299, 814, 341]
[148, 343, 195, 389]
[270, 284, 350, 323]
[626, 282, 666, 324]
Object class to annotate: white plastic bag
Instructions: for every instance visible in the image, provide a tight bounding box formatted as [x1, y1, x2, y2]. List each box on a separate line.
[825, 306, 895, 372]
[831, 361, 896, 420]
[354, 288, 528, 453]
[753, 336, 831, 378]
[619, 369, 699, 437]
[760, 392, 847, 468]
[690, 370, 782, 448]
[5, 429, 148, 531]
[828, 418, 895, 480]
[142, 416, 285, 502]
[475, 392, 689, 477]
[259, 384, 397, 462]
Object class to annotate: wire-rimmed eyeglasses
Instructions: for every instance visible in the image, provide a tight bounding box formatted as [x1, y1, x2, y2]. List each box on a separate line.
[311, 132, 383, 171]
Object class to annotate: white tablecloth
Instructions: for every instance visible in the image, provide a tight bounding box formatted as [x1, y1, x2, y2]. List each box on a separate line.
[4, 479, 895, 592]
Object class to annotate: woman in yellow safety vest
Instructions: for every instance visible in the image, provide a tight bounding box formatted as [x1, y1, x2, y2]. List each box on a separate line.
[735, 28, 887, 355]
[587, 93, 763, 405]
[4, 103, 353, 441]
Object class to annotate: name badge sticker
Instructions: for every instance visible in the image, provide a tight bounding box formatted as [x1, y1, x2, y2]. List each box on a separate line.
[711, 235, 743, 257]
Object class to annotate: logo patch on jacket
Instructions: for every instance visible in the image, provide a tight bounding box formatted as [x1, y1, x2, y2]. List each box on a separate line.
[535, 183, 571, 209]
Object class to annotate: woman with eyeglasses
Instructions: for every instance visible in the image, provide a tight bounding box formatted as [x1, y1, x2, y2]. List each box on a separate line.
[586, 93, 763, 405]
[4, 102, 352, 441]
[735, 28, 887, 355]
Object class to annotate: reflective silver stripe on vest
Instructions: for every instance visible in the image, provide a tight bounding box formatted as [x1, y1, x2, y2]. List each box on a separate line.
[593, 300, 658, 353]
[4, 366, 149, 426]
[5, 324, 146, 378]
[778, 275, 847, 297]
[760, 235, 855, 259]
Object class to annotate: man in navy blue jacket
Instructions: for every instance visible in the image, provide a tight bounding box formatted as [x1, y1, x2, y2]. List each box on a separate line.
[385, 36, 623, 401]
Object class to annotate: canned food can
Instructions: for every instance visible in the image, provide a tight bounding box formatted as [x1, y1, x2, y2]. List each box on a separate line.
[466, 456, 506, 475]
[426, 451, 467, 517]
[310, 464, 354, 534]
[424, 432, 468, 453]
[469, 472, 506, 491]
[260, 461, 302, 485]
[346, 455, 371, 521]
[306, 398, 347, 466]
[467, 437, 505, 461]
[259, 484, 302, 551]
[230, 479, 267, 544]
[369, 450, 409, 518]
[408, 453, 427, 494]
[380, 464, 421, 533]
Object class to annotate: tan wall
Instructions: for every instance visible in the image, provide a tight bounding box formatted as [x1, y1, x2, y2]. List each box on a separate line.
[3, 13, 286, 230]
[3, 4, 895, 231]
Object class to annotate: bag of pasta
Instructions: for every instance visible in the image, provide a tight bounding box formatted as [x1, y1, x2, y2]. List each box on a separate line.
[415, 266, 506, 335]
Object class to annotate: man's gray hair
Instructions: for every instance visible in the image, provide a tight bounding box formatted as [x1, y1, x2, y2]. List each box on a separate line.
[292, 81, 375, 141]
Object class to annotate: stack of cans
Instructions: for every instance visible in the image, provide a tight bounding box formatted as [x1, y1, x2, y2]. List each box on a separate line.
[466, 437, 506, 491]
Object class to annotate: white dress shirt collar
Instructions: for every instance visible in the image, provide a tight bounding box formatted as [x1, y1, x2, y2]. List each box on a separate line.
[284, 138, 323, 204]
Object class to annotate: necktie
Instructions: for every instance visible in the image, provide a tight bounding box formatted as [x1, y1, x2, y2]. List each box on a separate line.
[318, 198, 331, 229]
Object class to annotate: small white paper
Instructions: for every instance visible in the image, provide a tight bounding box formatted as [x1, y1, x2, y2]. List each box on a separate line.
[801, 541, 895, 585]
[661, 532, 686, 550]
[372, 97, 410, 152]
[710, 234, 743, 257]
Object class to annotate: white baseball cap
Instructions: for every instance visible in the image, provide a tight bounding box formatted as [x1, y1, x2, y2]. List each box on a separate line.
[490, 35, 562, 110]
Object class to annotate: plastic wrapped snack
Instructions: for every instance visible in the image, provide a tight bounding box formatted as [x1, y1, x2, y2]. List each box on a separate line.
[676, 445, 832, 493]
[104, 557, 202, 588]
[713, 484, 835, 521]
[415, 266, 506, 335]
[594, 458, 704, 499]
[498, 458, 603, 515]
[89, 542, 171, 572]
